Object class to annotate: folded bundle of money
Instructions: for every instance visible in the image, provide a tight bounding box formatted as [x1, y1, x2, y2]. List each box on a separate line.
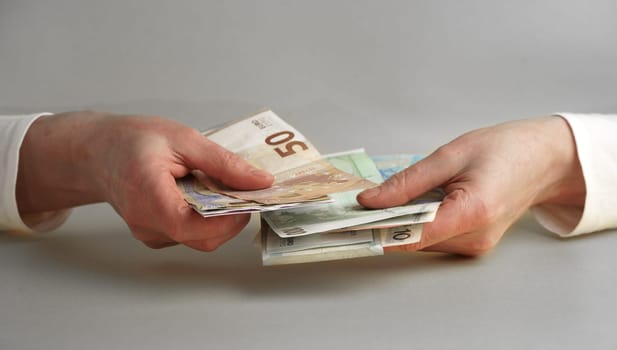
[260, 150, 442, 265]
[177, 110, 442, 265]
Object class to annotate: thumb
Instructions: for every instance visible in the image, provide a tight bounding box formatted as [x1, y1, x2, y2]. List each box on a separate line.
[357, 148, 462, 208]
[180, 133, 274, 190]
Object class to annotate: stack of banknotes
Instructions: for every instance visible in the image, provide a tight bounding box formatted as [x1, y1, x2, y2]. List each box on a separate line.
[177, 110, 442, 265]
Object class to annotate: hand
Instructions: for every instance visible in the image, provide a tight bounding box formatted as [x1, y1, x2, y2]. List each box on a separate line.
[17, 111, 274, 251]
[358, 116, 586, 256]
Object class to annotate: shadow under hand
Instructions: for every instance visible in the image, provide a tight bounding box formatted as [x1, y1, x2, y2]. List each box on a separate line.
[22, 217, 473, 298]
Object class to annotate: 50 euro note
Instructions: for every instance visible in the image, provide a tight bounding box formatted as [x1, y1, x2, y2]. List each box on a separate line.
[202, 110, 375, 205]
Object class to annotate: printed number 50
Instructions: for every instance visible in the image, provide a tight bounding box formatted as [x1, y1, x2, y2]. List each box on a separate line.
[265, 131, 308, 158]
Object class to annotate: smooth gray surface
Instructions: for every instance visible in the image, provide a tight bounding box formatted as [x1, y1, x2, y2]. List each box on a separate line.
[1, 1, 617, 349]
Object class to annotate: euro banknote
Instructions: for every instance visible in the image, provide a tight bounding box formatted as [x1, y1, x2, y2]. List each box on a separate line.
[261, 149, 441, 237]
[372, 154, 424, 180]
[179, 174, 333, 217]
[178, 110, 375, 215]
[260, 153, 439, 265]
[203, 110, 375, 204]
[261, 222, 423, 266]
[174, 109, 441, 265]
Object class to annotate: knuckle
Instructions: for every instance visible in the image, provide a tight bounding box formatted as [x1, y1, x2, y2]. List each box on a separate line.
[202, 241, 220, 252]
[473, 198, 500, 229]
[383, 162, 427, 202]
[433, 143, 460, 162]
[187, 240, 220, 252]
[164, 221, 184, 242]
[384, 170, 412, 197]
[388, 171, 407, 188]
[186, 128, 207, 145]
[187, 127, 203, 139]
[164, 212, 238, 245]
[122, 211, 142, 229]
[466, 236, 499, 256]
[218, 149, 243, 170]
[131, 230, 149, 242]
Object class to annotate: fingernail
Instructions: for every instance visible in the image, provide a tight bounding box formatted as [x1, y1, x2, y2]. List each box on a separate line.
[360, 186, 381, 200]
[250, 168, 271, 178]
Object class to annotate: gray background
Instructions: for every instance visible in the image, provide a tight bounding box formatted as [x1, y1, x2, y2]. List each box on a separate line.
[1, 1, 616, 349]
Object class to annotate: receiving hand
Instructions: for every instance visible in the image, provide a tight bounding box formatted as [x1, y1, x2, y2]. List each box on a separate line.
[358, 116, 586, 255]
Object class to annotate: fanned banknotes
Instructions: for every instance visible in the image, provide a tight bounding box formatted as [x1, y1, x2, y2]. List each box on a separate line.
[176, 109, 442, 265]
[178, 110, 376, 216]
[259, 150, 440, 265]
[261, 149, 441, 237]
[179, 174, 333, 217]
[203, 110, 375, 204]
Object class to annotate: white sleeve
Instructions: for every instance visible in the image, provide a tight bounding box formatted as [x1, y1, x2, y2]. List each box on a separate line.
[0, 113, 71, 234]
[531, 113, 617, 237]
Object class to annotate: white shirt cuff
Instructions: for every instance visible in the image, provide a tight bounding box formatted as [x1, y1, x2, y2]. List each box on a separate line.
[531, 113, 617, 237]
[0, 113, 71, 234]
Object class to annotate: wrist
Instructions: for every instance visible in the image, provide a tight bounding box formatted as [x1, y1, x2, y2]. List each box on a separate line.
[16, 111, 110, 214]
[534, 116, 586, 207]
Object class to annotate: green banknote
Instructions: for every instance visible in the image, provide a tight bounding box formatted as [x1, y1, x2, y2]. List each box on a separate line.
[261, 149, 441, 237]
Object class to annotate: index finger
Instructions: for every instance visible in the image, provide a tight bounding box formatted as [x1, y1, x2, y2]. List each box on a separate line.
[176, 129, 274, 190]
